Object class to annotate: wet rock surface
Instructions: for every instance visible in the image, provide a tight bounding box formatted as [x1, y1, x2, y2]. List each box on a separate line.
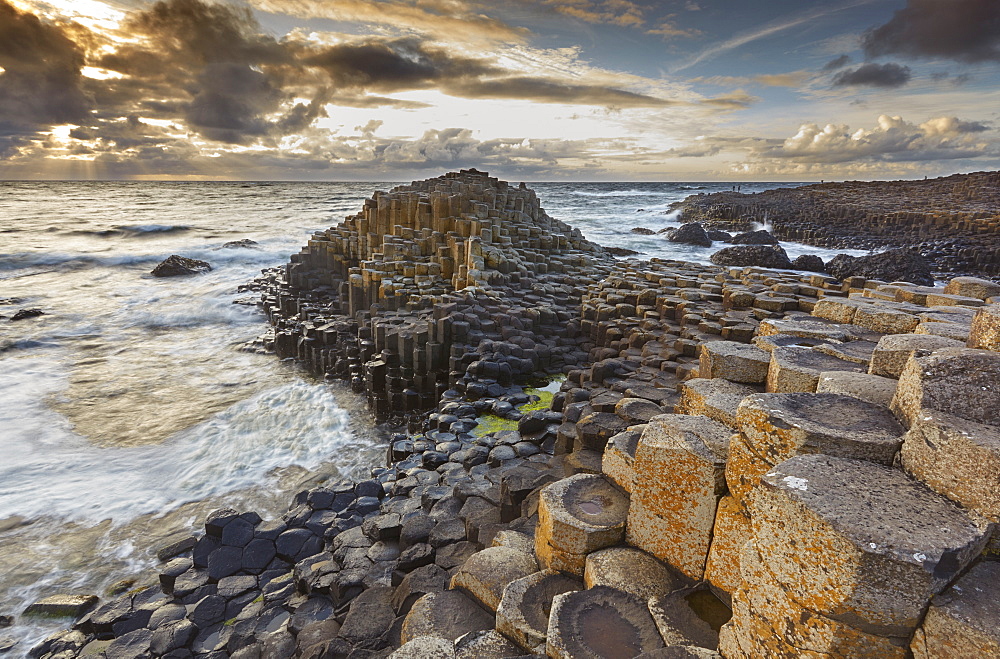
[151, 255, 212, 277]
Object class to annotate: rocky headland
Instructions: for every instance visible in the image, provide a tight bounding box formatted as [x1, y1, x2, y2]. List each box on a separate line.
[19, 171, 1000, 659]
[674, 171, 1000, 280]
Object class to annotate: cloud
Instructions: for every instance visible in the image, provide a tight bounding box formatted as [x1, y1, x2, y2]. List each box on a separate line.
[248, 0, 528, 45]
[832, 62, 911, 88]
[758, 114, 994, 164]
[540, 0, 646, 28]
[862, 0, 1000, 63]
[0, 0, 92, 155]
[822, 54, 851, 71]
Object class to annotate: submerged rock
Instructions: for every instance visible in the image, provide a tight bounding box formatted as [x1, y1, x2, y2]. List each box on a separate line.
[605, 246, 641, 257]
[631, 227, 656, 235]
[10, 308, 44, 321]
[709, 245, 792, 269]
[826, 248, 933, 286]
[790, 254, 825, 272]
[151, 255, 212, 277]
[222, 239, 259, 248]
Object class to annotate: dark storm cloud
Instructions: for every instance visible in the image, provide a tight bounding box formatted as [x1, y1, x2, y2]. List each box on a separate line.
[832, 62, 911, 88]
[822, 55, 851, 71]
[0, 0, 91, 156]
[862, 0, 1000, 64]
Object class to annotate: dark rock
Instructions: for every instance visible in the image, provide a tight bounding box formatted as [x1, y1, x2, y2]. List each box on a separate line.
[338, 587, 395, 650]
[151, 255, 212, 277]
[631, 227, 656, 235]
[707, 229, 732, 241]
[731, 229, 778, 245]
[217, 575, 257, 599]
[157, 535, 197, 561]
[397, 543, 435, 573]
[223, 239, 258, 249]
[605, 247, 641, 257]
[242, 538, 278, 573]
[222, 518, 256, 547]
[791, 254, 826, 272]
[826, 247, 933, 286]
[10, 308, 44, 321]
[665, 223, 712, 247]
[709, 244, 792, 269]
[208, 545, 243, 580]
[150, 620, 196, 655]
[276, 528, 322, 562]
[189, 594, 226, 627]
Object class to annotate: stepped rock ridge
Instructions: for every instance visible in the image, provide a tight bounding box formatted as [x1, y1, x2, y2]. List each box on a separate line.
[255, 169, 615, 420]
[26, 172, 1000, 659]
[676, 170, 1000, 280]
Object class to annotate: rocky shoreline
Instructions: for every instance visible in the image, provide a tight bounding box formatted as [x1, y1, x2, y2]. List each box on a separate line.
[674, 171, 1000, 280]
[17, 171, 1000, 658]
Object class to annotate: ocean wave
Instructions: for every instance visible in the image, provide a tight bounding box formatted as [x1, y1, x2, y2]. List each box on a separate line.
[116, 224, 190, 235]
[570, 190, 677, 198]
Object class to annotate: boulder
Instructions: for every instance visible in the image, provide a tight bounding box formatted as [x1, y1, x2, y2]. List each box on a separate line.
[730, 229, 778, 245]
[709, 245, 792, 269]
[825, 248, 933, 286]
[666, 223, 712, 247]
[791, 254, 825, 272]
[10, 308, 44, 321]
[151, 255, 212, 277]
[631, 227, 656, 235]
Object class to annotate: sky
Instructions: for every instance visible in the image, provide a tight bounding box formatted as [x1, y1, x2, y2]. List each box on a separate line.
[0, 0, 998, 181]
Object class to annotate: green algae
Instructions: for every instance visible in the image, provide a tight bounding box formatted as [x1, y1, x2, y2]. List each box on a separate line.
[471, 376, 565, 437]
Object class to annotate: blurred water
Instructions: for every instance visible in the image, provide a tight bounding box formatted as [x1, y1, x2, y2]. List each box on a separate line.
[0, 179, 861, 654]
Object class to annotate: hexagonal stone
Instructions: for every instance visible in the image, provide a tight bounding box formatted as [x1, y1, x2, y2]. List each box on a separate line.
[723, 433, 771, 510]
[535, 474, 629, 575]
[891, 347, 1000, 428]
[626, 414, 730, 580]
[944, 276, 1000, 300]
[900, 410, 1000, 523]
[602, 428, 641, 493]
[868, 333, 965, 378]
[757, 317, 856, 342]
[736, 392, 905, 466]
[698, 341, 769, 384]
[812, 298, 868, 324]
[547, 586, 664, 659]
[749, 455, 990, 636]
[925, 292, 987, 308]
[635, 648, 721, 659]
[733, 540, 907, 657]
[816, 371, 897, 407]
[915, 320, 970, 342]
[704, 495, 751, 602]
[968, 303, 1000, 351]
[454, 629, 524, 658]
[389, 635, 456, 658]
[495, 570, 580, 650]
[647, 590, 721, 650]
[400, 591, 494, 645]
[584, 546, 684, 601]
[853, 303, 919, 334]
[815, 339, 877, 367]
[575, 412, 629, 452]
[23, 594, 98, 619]
[766, 346, 864, 393]
[449, 546, 537, 612]
[676, 378, 756, 429]
[616, 397, 664, 425]
[910, 561, 1000, 658]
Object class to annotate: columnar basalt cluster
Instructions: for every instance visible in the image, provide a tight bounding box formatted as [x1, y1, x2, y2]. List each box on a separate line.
[26, 177, 1000, 659]
[258, 169, 614, 420]
[676, 171, 1000, 278]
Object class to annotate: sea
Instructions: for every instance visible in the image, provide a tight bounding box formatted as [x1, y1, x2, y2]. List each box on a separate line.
[0, 180, 866, 654]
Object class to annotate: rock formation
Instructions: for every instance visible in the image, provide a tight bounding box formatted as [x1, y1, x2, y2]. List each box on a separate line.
[27, 174, 1000, 659]
[676, 171, 1000, 279]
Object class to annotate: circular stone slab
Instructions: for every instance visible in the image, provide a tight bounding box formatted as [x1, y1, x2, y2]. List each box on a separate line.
[584, 547, 685, 601]
[496, 570, 582, 650]
[538, 474, 630, 555]
[547, 586, 664, 658]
